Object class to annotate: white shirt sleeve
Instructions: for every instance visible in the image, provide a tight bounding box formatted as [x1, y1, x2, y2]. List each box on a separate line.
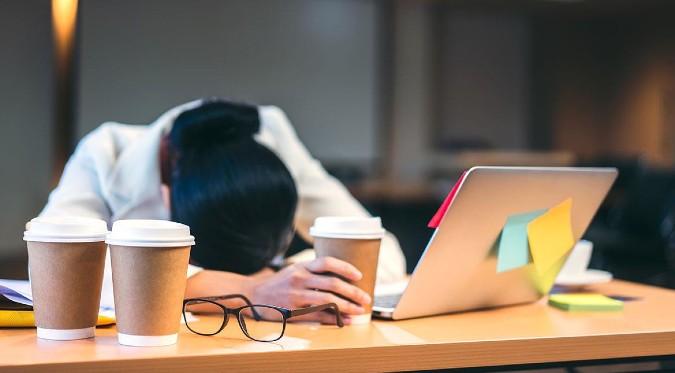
[261, 107, 407, 284]
[39, 125, 117, 221]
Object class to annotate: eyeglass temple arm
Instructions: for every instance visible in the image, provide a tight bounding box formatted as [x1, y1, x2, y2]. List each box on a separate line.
[185, 294, 263, 321]
[290, 303, 344, 327]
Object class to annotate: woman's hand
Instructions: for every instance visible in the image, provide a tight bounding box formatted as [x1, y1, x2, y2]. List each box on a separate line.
[247, 256, 371, 324]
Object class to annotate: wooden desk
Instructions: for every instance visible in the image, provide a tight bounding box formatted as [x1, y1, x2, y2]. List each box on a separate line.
[1, 280, 675, 372]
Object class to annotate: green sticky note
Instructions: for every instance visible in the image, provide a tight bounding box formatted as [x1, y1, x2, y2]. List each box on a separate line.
[496, 209, 547, 273]
[548, 294, 624, 311]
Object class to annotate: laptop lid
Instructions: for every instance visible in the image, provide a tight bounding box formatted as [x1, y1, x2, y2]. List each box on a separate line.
[373, 166, 618, 320]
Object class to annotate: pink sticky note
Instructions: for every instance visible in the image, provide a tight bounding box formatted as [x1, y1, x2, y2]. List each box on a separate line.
[428, 171, 466, 228]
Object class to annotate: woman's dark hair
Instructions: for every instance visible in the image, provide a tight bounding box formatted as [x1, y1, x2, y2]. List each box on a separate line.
[168, 98, 298, 274]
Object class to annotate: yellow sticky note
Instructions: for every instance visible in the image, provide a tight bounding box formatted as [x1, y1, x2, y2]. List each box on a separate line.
[528, 250, 571, 294]
[527, 198, 575, 275]
[548, 294, 624, 311]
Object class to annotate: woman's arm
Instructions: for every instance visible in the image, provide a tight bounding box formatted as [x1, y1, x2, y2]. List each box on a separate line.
[40, 125, 122, 221]
[259, 106, 407, 284]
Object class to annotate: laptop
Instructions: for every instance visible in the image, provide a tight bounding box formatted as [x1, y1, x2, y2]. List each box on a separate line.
[372, 166, 618, 320]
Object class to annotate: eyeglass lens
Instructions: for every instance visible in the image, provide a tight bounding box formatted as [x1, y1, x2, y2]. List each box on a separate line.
[184, 299, 227, 335]
[239, 305, 285, 342]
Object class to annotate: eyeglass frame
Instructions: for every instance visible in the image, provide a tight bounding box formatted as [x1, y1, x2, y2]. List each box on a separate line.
[182, 294, 344, 342]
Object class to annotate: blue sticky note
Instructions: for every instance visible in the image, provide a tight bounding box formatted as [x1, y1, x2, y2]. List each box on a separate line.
[496, 209, 547, 272]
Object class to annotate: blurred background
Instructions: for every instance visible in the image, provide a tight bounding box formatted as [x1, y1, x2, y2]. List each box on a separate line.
[2, 0, 675, 288]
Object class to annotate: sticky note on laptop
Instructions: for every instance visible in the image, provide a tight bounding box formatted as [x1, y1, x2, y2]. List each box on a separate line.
[527, 198, 575, 275]
[548, 294, 624, 311]
[428, 171, 466, 229]
[496, 209, 547, 272]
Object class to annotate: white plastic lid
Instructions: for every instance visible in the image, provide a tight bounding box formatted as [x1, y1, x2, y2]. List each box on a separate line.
[106, 219, 195, 247]
[23, 216, 109, 243]
[309, 216, 385, 239]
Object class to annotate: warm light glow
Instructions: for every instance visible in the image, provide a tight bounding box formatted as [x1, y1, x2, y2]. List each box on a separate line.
[52, 0, 78, 60]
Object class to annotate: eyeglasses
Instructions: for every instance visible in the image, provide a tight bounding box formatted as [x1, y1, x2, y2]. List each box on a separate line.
[182, 294, 344, 342]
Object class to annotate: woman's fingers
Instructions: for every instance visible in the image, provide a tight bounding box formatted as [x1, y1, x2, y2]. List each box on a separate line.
[302, 272, 371, 308]
[304, 256, 362, 282]
[301, 257, 372, 313]
[295, 288, 365, 315]
[249, 258, 373, 320]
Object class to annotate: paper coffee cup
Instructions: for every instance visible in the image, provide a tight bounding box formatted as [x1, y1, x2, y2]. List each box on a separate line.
[107, 220, 194, 347]
[310, 217, 384, 324]
[24, 216, 108, 340]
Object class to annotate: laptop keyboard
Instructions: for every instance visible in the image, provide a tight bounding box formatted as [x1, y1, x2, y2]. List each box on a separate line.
[373, 293, 402, 309]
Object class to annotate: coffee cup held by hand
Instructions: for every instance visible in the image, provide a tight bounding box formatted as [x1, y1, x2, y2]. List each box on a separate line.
[310, 216, 385, 324]
[24, 216, 109, 341]
[558, 239, 593, 277]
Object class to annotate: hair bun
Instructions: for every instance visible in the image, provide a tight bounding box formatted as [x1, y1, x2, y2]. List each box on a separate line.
[170, 98, 260, 151]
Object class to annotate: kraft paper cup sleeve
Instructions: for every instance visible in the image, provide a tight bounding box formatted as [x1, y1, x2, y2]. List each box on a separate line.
[110, 244, 191, 346]
[27, 241, 107, 339]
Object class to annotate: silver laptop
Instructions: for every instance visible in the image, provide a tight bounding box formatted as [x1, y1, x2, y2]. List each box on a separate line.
[372, 166, 618, 320]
